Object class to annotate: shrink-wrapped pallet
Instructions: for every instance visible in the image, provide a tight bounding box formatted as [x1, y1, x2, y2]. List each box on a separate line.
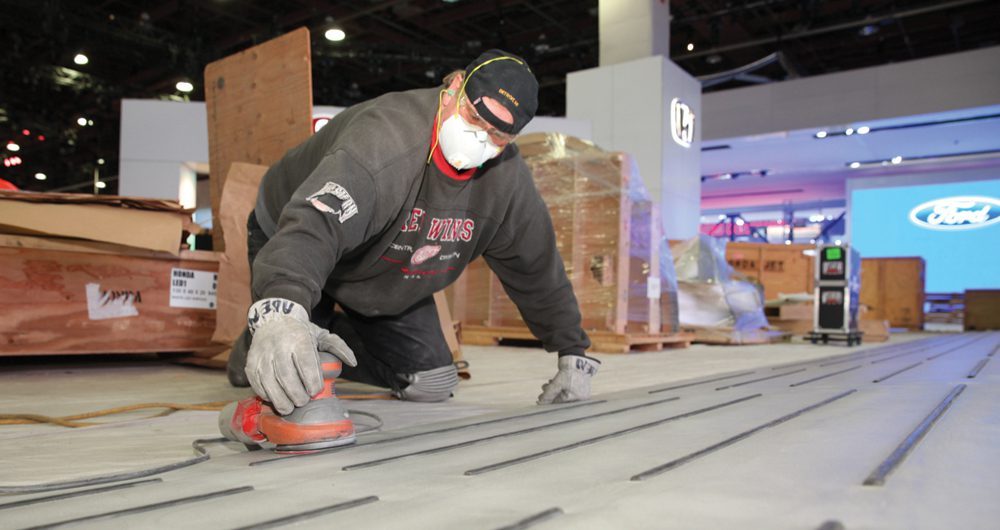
[449, 133, 684, 353]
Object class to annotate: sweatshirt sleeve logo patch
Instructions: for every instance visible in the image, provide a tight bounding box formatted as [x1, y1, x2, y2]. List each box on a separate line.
[306, 182, 358, 223]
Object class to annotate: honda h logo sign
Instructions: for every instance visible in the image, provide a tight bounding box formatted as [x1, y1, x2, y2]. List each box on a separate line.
[909, 196, 1000, 231]
[670, 97, 695, 148]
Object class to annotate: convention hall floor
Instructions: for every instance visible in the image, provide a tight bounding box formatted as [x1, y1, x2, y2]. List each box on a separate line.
[1, 332, 997, 529]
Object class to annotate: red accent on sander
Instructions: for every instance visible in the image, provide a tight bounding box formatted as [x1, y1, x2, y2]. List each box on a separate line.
[219, 354, 357, 453]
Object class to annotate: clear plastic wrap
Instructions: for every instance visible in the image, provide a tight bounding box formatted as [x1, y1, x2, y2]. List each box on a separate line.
[448, 132, 679, 336]
[672, 234, 769, 331]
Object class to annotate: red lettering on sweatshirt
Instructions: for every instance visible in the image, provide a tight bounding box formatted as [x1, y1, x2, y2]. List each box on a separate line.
[402, 208, 424, 232]
[426, 218, 475, 242]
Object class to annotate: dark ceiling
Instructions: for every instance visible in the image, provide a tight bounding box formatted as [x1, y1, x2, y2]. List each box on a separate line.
[1, 0, 998, 193]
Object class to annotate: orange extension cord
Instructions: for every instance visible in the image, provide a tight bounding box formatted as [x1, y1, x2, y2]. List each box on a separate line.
[0, 392, 394, 428]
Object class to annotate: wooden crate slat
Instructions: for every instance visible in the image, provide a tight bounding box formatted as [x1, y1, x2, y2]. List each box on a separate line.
[460, 325, 692, 354]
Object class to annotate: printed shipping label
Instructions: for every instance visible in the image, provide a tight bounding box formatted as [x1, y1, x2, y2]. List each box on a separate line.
[170, 268, 218, 309]
[647, 277, 662, 299]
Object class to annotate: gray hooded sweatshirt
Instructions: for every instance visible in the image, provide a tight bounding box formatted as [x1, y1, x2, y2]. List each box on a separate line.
[251, 87, 590, 356]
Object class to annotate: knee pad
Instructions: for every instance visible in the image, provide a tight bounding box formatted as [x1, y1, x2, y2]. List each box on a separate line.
[395, 364, 459, 402]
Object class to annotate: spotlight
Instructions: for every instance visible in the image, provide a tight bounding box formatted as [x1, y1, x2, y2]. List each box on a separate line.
[74, 53, 89, 65]
[891, 155, 903, 164]
[21, 129, 30, 136]
[6, 142, 19, 152]
[325, 28, 346, 41]
[34, 173, 47, 181]
[176, 81, 194, 93]
[77, 117, 88, 126]
[686, 43, 694, 52]
[849, 162, 861, 169]
[857, 126, 870, 135]
[815, 131, 828, 139]
[98, 158, 105, 165]
[96, 181, 107, 189]
[845, 128, 854, 136]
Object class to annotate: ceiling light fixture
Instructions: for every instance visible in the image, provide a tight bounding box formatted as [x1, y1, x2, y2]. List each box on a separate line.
[845, 128, 854, 136]
[176, 81, 194, 93]
[77, 117, 88, 126]
[73, 53, 89, 65]
[6, 142, 19, 152]
[857, 126, 870, 134]
[815, 131, 828, 138]
[34, 172, 46, 181]
[96, 181, 107, 189]
[686, 43, 694, 51]
[891, 155, 903, 164]
[849, 162, 861, 169]
[325, 28, 346, 42]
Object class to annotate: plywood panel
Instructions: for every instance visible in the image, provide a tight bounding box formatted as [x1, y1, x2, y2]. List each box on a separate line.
[726, 242, 814, 300]
[964, 289, 1000, 331]
[860, 257, 924, 329]
[204, 27, 313, 249]
[725, 243, 761, 281]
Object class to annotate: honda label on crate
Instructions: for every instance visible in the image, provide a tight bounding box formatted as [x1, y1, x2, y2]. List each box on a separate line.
[170, 268, 218, 309]
[908, 196, 1000, 231]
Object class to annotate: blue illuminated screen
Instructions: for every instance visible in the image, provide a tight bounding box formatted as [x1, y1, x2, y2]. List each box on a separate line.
[851, 179, 1000, 293]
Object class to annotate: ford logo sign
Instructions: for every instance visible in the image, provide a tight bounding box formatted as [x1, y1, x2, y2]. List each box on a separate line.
[909, 196, 1000, 231]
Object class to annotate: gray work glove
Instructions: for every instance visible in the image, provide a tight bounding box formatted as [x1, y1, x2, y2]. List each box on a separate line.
[537, 355, 600, 405]
[245, 298, 357, 415]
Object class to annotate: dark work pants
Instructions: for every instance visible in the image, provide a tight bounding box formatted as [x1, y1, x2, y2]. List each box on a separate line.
[227, 211, 454, 392]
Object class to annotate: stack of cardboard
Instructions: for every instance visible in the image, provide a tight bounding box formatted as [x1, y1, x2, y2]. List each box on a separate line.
[0, 190, 219, 356]
[449, 133, 687, 353]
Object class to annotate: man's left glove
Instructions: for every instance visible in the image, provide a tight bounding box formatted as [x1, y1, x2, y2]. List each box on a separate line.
[537, 355, 600, 405]
[245, 298, 357, 415]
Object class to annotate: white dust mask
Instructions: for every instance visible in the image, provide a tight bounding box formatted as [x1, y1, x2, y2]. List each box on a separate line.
[438, 112, 501, 170]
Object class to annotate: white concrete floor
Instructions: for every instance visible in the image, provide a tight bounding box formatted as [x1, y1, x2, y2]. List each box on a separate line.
[0, 332, 997, 529]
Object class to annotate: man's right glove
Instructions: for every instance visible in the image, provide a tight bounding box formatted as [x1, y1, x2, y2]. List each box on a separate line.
[245, 298, 357, 415]
[537, 355, 601, 405]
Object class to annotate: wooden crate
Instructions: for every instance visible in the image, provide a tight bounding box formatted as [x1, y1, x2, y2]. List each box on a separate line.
[860, 257, 925, 330]
[725, 242, 815, 300]
[964, 290, 1000, 331]
[0, 240, 219, 356]
[447, 133, 682, 352]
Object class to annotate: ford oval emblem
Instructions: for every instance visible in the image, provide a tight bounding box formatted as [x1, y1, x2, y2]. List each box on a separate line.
[909, 196, 1000, 231]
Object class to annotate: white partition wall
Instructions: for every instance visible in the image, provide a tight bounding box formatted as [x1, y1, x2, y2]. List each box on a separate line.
[567, 56, 703, 239]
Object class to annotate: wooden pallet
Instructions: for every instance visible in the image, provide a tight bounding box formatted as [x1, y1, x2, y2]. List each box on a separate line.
[459, 325, 691, 354]
[684, 326, 792, 345]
